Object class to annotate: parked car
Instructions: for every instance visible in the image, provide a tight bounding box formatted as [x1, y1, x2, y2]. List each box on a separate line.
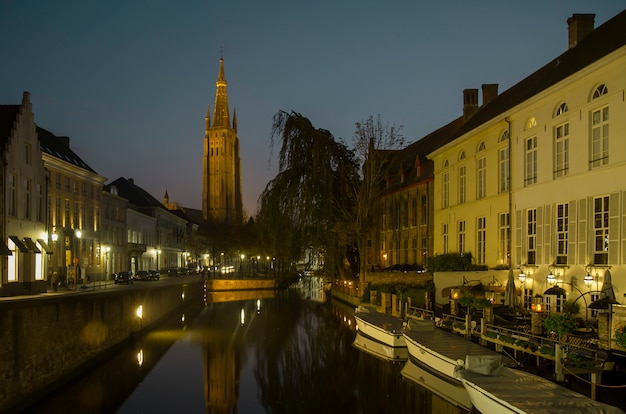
[114, 272, 133, 285]
[134, 270, 150, 281]
[148, 270, 160, 280]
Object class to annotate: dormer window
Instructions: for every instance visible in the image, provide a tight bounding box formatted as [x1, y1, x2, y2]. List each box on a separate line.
[592, 84, 608, 99]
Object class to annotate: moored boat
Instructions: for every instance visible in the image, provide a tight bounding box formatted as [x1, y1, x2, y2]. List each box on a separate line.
[353, 306, 406, 348]
[460, 355, 624, 414]
[403, 319, 505, 380]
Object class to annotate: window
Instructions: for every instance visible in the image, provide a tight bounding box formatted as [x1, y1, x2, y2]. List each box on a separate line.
[411, 198, 417, 227]
[499, 147, 509, 193]
[23, 179, 31, 219]
[420, 195, 427, 225]
[590, 106, 609, 168]
[442, 172, 449, 208]
[477, 157, 486, 199]
[554, 121, 569, 177]
[477, 217, 486, 264]
[442, 223, 449, 254]
[556, 203, 568, 265]
[527, 209, 537, 264]
[74, 202, 80, 227]
[525, 136, 537, 185]
[458, 220, 466, 253]
[499, 212, 510, 265]
[36, 184, 44, 222]
[56, 174, 61, 189]
[64, 176, 70, 191]
[25, 142, 32, 165]
[458, 165, 466, 204]
[592, 84, 608, 99]
[55, 198, 61, 227]
[8, 174, 16, 216]
[594, 196, 609, 265]
[403, 199, 409, 228]
[525, 117, 537, 130]
[64, 199, 70, 227]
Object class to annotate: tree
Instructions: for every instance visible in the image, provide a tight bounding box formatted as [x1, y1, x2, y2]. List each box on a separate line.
[257, 112, 404, 283]
[339, 115, 405, 287]
[257, 111, 358, 275]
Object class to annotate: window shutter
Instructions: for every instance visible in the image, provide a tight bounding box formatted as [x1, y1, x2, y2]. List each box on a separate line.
[543, 204, 552, 265]
[608, 192, 619, 264]
[578, 198, 588, 264]
[515, 210, 523, 264]
[622, 191, 626, 264]
[568, 200, 577, 265]
[536, 206, 544, 264]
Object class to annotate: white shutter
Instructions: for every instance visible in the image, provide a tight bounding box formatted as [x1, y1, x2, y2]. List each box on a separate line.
[622, 191, 626, 264]
[609, 192, 619, 264]
[516, 210, 523, 264]
[543, 204, 552, 265]
[568, 200, 577, 265]
[536, 206, 544, 264]
[578, 198, 588, 264]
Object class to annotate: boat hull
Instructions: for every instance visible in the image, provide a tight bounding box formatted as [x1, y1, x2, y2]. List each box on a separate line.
[401, 360, 471, 411]
[354, 310, 406, 348]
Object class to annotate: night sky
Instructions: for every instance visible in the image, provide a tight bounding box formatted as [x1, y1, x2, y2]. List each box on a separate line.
[1, 1, 624, 216]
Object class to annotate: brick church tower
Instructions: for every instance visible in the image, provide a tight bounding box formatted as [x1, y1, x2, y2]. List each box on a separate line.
[202, 57, 243, 224]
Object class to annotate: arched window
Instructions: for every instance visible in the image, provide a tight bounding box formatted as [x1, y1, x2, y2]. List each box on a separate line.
[499, 130, 509, 142]
[525, 116, 537, 130]
[555, 102, 568, 116]
[592, 84, 608, 100]
[477, 141, 486, 152]
[443, 159, 449, 168]
[458, 151, 466, 161]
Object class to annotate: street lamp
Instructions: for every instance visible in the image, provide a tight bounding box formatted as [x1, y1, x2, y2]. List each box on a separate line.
[74, 229, 82, 289]
[103, 246, 110, 281]
[156, 249, 161, 271]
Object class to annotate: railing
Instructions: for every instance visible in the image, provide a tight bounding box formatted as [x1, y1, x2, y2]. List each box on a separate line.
[406, 306, 434, 320]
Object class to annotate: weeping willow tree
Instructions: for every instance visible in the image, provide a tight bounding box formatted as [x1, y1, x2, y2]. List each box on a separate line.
[258, 111, 404, 282]
[257, 111, 359, 276]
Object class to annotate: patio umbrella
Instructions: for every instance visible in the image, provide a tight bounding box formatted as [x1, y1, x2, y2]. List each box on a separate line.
[600, 269, 616, 301]
[589, 269, 618, 309]
[504, 269, 517, 307]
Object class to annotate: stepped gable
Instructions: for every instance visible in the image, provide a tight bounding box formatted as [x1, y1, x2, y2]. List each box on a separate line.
[0, 104, 20, 152]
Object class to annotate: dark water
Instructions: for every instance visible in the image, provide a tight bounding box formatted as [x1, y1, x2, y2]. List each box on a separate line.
[22, 285, 467, 414]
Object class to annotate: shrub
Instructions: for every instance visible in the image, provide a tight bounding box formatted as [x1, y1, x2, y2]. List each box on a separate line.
[615, 325, 626, 348]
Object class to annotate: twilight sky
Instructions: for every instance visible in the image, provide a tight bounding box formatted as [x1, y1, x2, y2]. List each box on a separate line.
[1, 1, 624, 217]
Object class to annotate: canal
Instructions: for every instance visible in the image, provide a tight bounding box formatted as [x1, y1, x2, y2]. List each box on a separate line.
[21, 282, 467, 414]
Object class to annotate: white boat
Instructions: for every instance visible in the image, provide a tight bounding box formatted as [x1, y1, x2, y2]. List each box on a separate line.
[401, 359, 471, 411]
[353, 306, 406, 348]
[403, 319, 504, 380]
[460, 356, 624, 414]
[353, 332, 409, 361]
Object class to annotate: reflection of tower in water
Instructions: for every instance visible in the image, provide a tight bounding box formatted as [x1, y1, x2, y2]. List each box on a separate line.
[198, 301, 256, 414]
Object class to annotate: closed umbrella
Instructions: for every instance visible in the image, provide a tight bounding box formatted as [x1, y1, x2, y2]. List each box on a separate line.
[600, 269, 616, 301]
[504, 269, 517, 308]
[590, 269, 618, 310]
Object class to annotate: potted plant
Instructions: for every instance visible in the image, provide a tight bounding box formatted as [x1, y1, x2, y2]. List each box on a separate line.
[542, 313, 576, 341]
[615, 324, 626, 349]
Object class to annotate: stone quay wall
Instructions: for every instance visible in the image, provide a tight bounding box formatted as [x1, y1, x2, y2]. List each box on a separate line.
[0, 279, 204, 413]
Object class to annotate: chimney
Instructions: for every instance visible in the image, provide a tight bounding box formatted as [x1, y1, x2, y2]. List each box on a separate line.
[481, 84, 498, 106]
[567, 14, 595, 49]
[463, 89, 479, 121]
[58, 136, 70, 148]
[22, 91, 31, 106]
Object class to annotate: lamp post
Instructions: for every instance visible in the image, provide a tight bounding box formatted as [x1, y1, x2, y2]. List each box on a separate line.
[74, 229, 82, 289]
[103, 246, 110, 282]
[156, 249, 161, 272]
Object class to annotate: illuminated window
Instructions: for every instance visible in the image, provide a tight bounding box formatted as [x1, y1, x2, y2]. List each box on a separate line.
[525, 117, 537, 130]
[556, 203, 568, 265]
[593, 196, 609, 265]
[458, 220, 466, 253]
[590, 106, 609, 168]
[499, 212, 510, 265]
[477, 217, 486, 264]
[527, 209, 536, 264]
[442, 223, 448, 254]
[525, 136, 537, 185]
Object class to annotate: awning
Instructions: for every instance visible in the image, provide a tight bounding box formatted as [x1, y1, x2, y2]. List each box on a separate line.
[9, 236, 29, 253]
[37, 239, 53, 255]
[0, 240, 12, 256]
[23, 237, 41, 253]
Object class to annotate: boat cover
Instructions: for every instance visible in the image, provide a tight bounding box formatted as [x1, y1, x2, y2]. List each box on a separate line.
[461, 359, 624, 414]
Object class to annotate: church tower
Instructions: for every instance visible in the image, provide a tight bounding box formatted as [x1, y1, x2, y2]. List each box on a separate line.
[202, 57, 243, 224]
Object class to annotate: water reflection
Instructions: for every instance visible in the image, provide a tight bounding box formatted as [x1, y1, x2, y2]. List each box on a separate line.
[22, 282, 469, 414]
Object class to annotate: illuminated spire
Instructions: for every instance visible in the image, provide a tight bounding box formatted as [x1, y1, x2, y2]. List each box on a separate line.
[212, 57, 230, 129]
